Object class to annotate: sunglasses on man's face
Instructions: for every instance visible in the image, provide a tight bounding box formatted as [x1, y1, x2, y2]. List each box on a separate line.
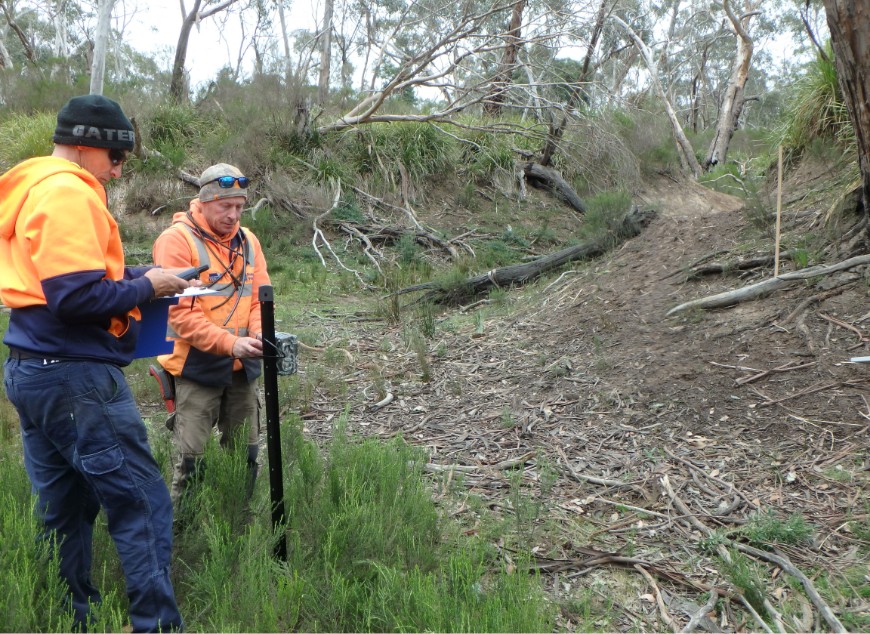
[108, 148, 129, 166]
[211, 176, 250, 189]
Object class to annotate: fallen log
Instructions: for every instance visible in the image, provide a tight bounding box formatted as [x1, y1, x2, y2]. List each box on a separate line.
[666, 254, 870, 317]
[396, 206, 657, 303]
[524, 162, 587, 213]
[681, 251, 798, 280]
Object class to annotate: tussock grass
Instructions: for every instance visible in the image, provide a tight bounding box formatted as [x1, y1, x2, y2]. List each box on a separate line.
[0, 111, 55, 170]
[775, 49, 854, 157]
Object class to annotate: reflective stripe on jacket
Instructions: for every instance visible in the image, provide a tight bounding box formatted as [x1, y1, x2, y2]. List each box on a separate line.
[153, 203, 269, 386]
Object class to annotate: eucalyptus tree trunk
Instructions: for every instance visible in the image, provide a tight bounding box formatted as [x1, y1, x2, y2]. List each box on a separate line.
[89, 0, 115, 96]
[318, 0, 334, 104]
[483, 0, 527, 116]
[611, 15, 702, 177]
[48, 0, 73, 81]
[358, 4, 373, 93]
[568, 0, 611, 109]
[0, 35, 12, 69]
[657, 0, 681, 83]
[170, 0, 242, 103]
[703, 0, 759, 169]
[170, 0, 203, 103]
[52, 0, 70, 66]
[1, 2, 37, 64]
[277, 0, 293, 84]
[690, 42, 710, 132]
[822, 0, 870, 229]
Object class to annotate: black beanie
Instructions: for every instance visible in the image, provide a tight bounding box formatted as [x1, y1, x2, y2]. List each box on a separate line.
[52, 95, 135, 150]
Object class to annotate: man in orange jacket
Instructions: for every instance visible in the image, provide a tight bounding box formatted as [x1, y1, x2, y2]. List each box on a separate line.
[0, 95, 188, 632]
[153, 163, 270, 508]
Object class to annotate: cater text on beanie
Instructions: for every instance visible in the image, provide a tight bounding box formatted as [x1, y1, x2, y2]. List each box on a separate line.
[198, 163, 249, 202]
[52, 95, 135, 150]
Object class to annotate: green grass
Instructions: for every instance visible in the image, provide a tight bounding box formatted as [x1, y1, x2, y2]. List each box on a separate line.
[0, 112, 55, 170]
[774, 47, 854, 157]
[0, 443, 78, 632]
[0, 395, 554, 632]
[741, 510, 814, 546]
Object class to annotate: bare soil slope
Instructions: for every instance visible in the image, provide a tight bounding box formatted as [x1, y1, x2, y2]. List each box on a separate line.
[302, 172, 869, 631]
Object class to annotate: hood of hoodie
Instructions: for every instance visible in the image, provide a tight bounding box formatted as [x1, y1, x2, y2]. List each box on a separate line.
[0, 156, 104, 241]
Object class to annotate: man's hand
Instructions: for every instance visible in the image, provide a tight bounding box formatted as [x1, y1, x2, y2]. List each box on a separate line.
[233, 336, 263, 358]
[161, 267, 205, 286]
[145, 268, 195, 298]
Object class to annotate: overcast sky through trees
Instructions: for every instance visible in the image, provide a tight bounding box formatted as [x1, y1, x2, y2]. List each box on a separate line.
[124, 0, 317, 88]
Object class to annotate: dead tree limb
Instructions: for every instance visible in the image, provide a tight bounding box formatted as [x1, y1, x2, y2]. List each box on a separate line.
[666, 254, 870, 316]
[660, 475, 846, 634]
[397, 206, 656, 303]
[332, 221, 463, 260]
[523, 162, 587, 213]
[735, 544, 846, 633]
[682, 252, 797, 280]
[312, 181, 372, 288]
[680, 589, 718, 634]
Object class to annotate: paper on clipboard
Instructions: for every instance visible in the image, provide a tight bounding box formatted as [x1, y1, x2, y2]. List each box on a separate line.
[176, 287, 221, 297]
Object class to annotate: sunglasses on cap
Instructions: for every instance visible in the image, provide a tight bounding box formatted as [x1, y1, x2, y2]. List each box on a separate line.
[108, 148, 129, 166]
[210, 176, 250, 189]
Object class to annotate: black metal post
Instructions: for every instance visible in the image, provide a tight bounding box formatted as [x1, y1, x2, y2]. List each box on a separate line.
[259, 285, 287, 560]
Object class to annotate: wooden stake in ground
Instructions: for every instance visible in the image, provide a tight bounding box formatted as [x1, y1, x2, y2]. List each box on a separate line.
[775, 145, 783, 277]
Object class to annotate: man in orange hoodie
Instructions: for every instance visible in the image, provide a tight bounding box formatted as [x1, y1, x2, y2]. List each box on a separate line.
[0, 95, 188, 631]
[153, 163, 270, 509]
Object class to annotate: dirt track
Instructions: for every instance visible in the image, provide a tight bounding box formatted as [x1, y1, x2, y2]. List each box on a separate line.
[299, 175, 870, 631]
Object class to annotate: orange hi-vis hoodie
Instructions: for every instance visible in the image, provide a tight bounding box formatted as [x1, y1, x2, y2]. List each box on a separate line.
[0, 156, 155, 364]
[153, 201, 270, 387]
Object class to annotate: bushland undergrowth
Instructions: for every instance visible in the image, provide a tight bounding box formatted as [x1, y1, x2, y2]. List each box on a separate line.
[0, 51, 863, 631]
[0, 402, 553, 632]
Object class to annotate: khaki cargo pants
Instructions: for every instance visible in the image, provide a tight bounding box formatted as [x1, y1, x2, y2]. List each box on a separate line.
[171, 371, 261, 504]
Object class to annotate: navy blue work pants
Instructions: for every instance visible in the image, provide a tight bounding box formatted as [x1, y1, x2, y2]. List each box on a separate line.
[3, 357, 182, 632]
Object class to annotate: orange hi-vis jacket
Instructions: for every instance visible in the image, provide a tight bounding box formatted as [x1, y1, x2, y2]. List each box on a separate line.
[0, 157, 154, 364]
[153, 202, 270, 387]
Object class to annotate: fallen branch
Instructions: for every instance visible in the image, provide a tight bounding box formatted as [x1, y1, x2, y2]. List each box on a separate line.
[660, 475, 846, 633]
[666, 254, 870, 316]
[755, 380, 865, 408]
[738, 594, 774, 634]
[556, 445, 649, 495]
[367, 392, 394, 412]
[734, 360, 817, 385]
[681, 252, 798, 280]
[312, 181, 373, 289]
[819, 311, 868, 345]
[680, 589, 718, 634]
[333, 221, 462, 260]
[397, 206, 657, 303]
[635, 563, 678, 632]
[736, 544, 845, 633]
[521, 546, 718, 595]
[778, 284, 854, 326]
